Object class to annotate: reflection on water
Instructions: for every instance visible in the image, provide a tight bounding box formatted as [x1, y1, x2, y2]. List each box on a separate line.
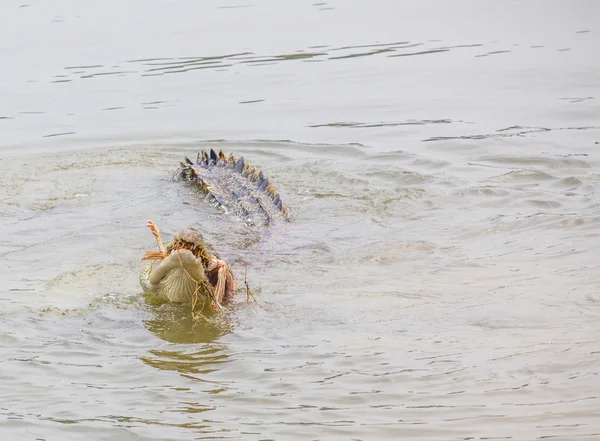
[141, 344, 229, 375]
[142, 302, 232, 345]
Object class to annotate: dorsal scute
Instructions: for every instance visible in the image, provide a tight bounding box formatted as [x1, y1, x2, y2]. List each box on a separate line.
[258, 178, 269, 192]
[234, 157, 245, 173]
[200, 150, 209, 165]
[209, 149, 218, 164]
[215, 150, 226, 167]
[227, 153, 236, 168]
[242, 162, 252, 177]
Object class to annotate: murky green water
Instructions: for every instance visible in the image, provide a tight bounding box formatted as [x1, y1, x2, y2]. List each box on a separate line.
[2, 1, 600, 440]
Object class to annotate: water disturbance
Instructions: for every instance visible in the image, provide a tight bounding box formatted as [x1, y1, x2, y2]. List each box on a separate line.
[1, 1, 599, 440]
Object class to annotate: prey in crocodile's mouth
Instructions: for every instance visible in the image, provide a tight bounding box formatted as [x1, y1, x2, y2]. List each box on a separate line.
[166, 240, 210, 262]
[142, 223, 211, 264]
[141, 220, 239, 314]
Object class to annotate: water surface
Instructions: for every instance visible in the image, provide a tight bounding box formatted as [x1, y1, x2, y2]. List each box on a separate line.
[1, 1, 600, 440]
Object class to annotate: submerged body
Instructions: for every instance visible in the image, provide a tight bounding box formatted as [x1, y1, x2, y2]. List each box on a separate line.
[140, 149, 288, 310]
[140, 252, 202, 303]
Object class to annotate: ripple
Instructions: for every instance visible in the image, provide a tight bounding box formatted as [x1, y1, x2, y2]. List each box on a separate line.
[141, 345, 230, 375]
[524, 199, 562, 209]
[44, 38, 557, 87]
[309, 119, 452, 129]
[552, 177, 584, 190]
[457, 186, 511, 197]
[479, 155, 591, 170]
[489, 170, 556, 183]
[423, 125, 600, 143]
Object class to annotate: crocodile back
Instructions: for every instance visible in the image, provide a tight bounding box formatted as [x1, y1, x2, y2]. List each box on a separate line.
[177, 149, 290, 225]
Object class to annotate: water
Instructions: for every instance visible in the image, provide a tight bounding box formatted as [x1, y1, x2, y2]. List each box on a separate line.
[1, 1, 600, 440]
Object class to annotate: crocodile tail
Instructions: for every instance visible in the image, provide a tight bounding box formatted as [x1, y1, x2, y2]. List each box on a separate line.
[229, 153, 290, 219]
[179, 149, 290, 219]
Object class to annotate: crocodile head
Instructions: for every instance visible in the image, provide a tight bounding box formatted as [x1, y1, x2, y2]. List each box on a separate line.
[140, 226, 235, 309]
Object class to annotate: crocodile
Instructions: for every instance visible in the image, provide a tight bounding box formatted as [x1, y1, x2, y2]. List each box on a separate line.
[140, 149, 288, 311]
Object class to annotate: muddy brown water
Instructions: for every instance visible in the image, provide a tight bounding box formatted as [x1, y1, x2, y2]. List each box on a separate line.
[1, 1, 600, 440]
